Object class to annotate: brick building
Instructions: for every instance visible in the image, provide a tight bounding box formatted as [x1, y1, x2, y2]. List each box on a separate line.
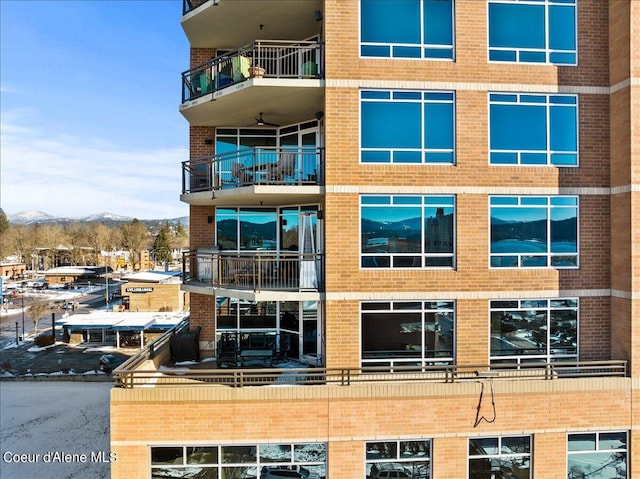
[120, 271, 189, 313]
[110, 1, 639, 478]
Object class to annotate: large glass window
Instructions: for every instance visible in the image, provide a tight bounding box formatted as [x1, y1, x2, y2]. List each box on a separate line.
[151, 443, 326, 479]
[488, 0, 577, 65]
[216, 207, 277, 251]
[361, 0, 454, 60]
[361, 90, 455, 164]
[361, 301, 455, 368]
[361, 195, 455, 268]
[489, 93, 578, 166]
[490, 196, 578, 268]
[216, 298, 321, 363]
[365, 440, 431, 478]
[490, 298, 578, 364]
[468, 436, 531, 479]
[567, 432, 627, 479]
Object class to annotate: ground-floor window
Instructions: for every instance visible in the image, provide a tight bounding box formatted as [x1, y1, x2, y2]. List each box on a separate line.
[361, 300, 454, 368]
[490, 298, 578, 364]
[150, 442, 327, 479]
[365, 440, 431, 478]
[567, 431, 627, 479]
[468, 435, 531, 479]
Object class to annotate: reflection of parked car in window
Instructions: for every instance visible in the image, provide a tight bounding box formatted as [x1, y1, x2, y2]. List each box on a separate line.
[369, 463, 413, 479]
[261, 466, 312, 478]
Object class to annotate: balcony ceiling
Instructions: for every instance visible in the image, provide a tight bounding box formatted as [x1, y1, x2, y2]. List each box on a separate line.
[179, 79, 324, 127]
[181, 186, 324, 207]
[182, 0, 323, 49]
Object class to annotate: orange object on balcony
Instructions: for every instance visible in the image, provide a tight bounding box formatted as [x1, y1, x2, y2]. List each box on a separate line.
[249, 66, 265, 78]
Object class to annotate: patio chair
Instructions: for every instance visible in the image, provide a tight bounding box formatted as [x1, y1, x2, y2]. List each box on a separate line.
[271, 153, 297, 182]
[231, 162, 252, 186]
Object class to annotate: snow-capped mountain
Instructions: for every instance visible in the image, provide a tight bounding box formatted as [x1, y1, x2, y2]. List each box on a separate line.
[8, 211, 133, 224]
[82, 212, 133, 222]
[6, 210, 57, 224]
[6, 210, 189, 227]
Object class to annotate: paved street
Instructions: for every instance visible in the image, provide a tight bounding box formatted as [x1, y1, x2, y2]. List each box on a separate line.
[0, 283, 121, 349]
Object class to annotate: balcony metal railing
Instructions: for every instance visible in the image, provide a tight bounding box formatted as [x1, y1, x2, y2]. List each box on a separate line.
[182, 146, 323, 193]
[113, 359, 628, 389]
[181, 39, 323, 102]
[183, 250, 323, 292]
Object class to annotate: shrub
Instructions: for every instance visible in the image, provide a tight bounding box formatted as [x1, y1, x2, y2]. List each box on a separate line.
[33, 335, 55, 347]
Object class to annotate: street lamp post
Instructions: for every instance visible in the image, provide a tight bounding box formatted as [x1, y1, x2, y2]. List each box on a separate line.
[105, 265, 109, 312]
[21, 294, 25, 342]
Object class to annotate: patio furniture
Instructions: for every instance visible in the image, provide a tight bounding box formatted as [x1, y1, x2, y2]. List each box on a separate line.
[170, 326, 201, 362]
[239, 333, 276, 367]
[216, 332, 239, 367]
[231, 162, 253, 186]
[270, 153, 296, 182]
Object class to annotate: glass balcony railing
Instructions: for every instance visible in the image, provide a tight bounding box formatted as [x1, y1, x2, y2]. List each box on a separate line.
[181, 39, 323, 103]
[183, 250, 324, 292]
[183, 0, 209, 15]
[182, 146, 323, 193]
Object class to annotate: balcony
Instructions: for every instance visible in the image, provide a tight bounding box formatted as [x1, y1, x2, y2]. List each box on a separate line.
[180, 40, 324, 127]
[182, 146, 323, 205]
[114, 322, 628, 389]
[181, 1, 323, 49]
[183, 250, 323, 293]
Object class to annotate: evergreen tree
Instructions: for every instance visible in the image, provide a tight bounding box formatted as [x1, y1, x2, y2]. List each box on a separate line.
[153, 223, 173, 263]
[0, 208, 9, 235]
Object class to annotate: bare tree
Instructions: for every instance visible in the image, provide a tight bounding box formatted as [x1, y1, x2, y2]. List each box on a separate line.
[38, 223, 65, 269]
[87, 222, 118, 266]
[63, 222, 88, 265]
[28, 301, 51, 334]
[120, 219, 150, 270]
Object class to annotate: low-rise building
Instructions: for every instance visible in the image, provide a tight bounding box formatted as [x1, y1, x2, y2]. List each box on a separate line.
[0, 262, 27, 280]
[120, 271, 188, 313]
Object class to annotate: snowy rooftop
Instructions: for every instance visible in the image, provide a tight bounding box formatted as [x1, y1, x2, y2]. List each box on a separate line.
[57, 311, 187, 331]
[44, 266, 113, 276]
[121, 270, 181, 284]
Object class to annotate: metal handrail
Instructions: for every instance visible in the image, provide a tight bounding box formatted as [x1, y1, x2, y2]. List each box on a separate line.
[182, 146, 323, 193]
[181, 39, 323, 102]
[112, 317, 190, 376]
[183, 250, 324, 292]
[113, 359, 628, 389]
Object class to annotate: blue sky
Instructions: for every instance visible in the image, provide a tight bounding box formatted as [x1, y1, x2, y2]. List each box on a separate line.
[1, 0, 190, 219]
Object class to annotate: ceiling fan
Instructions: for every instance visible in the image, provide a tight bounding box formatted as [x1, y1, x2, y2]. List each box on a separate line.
[252, 112, 279, 127]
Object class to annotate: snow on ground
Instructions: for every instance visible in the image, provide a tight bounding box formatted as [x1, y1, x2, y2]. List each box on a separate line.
[0, 381, 112, 479]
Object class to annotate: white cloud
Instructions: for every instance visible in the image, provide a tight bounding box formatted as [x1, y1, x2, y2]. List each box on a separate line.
[1, 114, 189, 220]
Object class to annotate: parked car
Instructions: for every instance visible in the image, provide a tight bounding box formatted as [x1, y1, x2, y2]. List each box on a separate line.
[98, 354, 125, 373]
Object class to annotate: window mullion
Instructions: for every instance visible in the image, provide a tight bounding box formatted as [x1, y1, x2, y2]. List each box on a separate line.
[545, 0, 550, 62]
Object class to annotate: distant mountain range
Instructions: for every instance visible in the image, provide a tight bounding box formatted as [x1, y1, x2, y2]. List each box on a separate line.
[7, 210, 188, 227]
